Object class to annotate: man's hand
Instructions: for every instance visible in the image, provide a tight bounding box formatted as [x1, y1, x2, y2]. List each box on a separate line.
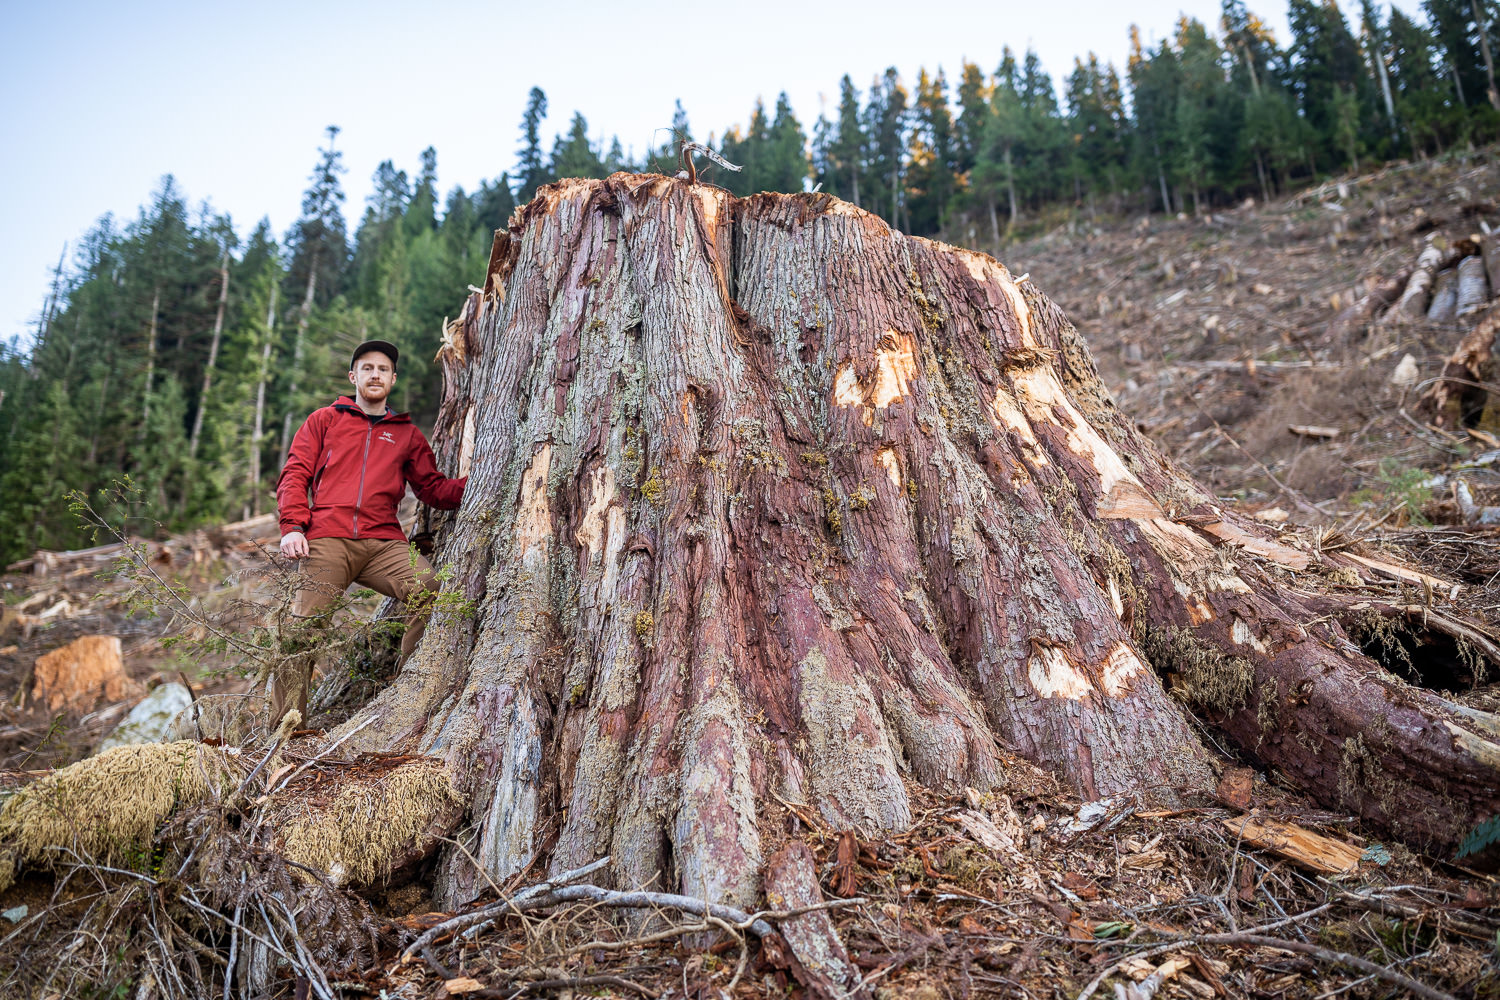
[280, 531, 310, 560]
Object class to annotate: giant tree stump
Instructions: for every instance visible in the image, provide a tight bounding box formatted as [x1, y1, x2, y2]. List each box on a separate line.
[343, 175, 1500, 906]
[5, 176, 1499, 911]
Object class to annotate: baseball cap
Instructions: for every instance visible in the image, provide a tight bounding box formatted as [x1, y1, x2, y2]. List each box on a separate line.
[350, 340, 400, 371]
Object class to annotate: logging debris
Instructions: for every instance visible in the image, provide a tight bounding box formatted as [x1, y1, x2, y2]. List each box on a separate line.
[4, 155, 1500, 998]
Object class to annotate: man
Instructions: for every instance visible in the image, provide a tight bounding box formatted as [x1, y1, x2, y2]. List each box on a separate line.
[273, 340, 466, 726]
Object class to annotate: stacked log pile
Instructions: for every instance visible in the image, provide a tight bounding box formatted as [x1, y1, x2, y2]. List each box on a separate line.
[1336, 230, 1499, 337]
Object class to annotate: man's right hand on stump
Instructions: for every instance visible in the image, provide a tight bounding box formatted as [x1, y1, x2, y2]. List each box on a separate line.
[280, 531, 310, 560]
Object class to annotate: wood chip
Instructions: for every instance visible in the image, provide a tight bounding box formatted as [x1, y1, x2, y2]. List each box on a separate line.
[1199, 520, 1311, 570]
[1343, 552, 1460, 599]
[1120, 850, 1166, 870]
[1215, 767, 1255, 810]
[951, 809, 1020, 857]
[444, 978, 485, 994]
[1288, 424, 1338, 439]
[1222, 814, 1362, 874]
[1098, 481, 1167, 520]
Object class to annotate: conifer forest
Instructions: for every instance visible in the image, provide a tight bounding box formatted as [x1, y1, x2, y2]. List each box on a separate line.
[3, 0, 1497, 565]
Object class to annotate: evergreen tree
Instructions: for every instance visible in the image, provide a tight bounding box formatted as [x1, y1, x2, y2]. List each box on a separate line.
[766, 93, 809, 192]
[1174, 19, 1240, 212]
[1222, 0, 1280, 94]
[811, 109, 834, 194]
[975, 49, 1025, 237]
[551, 113, 607, 179]
[827, 76, 866, 205]
[516, 87, 550, 203]
[1018, 49, 1070, 208]
[475, 173, 517, 233]
[1287, 0, 1378, 170]
[1130, 28, 1183, 212]
[1066, 54, 1130, 213]
[284, 126, 347, 312]
[1359, 0, 1401, 136]
[955, 60, 989, 173]
[1389, 6, 1456, 151]
[864, 68, 911, 228]
[719, 99, 769, 195]
[906, 68, 958, 235]
[280, 132, 352, 465]
[405, 146, 439, 238]
[646, 100, 693, 176]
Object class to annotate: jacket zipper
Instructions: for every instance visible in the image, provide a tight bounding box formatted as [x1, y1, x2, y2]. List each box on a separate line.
[353, 419, 377, 538]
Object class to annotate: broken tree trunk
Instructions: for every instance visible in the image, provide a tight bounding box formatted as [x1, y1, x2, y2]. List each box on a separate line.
[1419, 301, 1500, 428]
[6, 177, 1500, 912]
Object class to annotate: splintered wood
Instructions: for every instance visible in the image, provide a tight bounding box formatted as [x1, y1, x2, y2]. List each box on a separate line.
[1341, 551, 1461, 599]
[1222, 814, 1363, 874]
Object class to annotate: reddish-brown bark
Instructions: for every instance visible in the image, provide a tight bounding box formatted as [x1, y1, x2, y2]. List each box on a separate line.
[315, 177, 1500, 906]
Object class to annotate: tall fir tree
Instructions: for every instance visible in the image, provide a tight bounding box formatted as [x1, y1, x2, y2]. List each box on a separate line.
[516, 87, 550, 203]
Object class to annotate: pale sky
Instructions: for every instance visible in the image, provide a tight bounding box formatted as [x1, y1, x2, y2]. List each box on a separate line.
[0, 0, 1307, 348]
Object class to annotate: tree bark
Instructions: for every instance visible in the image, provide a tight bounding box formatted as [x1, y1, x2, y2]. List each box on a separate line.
[1428, 268, 1460, 323]
[8, 178, 1500, 915]
[190, 252, 230, 459]
[286, 177, 1498, 908]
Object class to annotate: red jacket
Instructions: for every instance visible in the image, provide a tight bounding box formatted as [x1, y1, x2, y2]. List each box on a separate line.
[277, 397, 466, 541]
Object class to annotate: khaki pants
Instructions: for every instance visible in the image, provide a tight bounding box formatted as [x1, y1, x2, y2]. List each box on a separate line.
[269, 537, 436, 728]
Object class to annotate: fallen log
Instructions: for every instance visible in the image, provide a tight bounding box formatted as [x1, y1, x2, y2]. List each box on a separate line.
[1428, 267, 1460, 323]
[1396, 242, 1445, 319]
[1456, 255, 1491, 317]
[1221, 813, 1363, 875]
